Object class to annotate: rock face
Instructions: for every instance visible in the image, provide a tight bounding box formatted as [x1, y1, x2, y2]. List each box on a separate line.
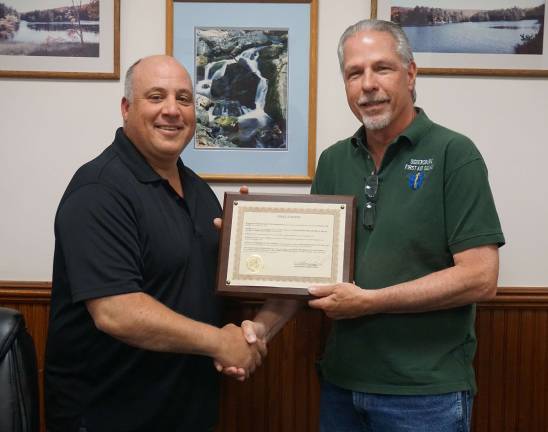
[211, 60, 259, 109]
[258, 47, 288, 130]
[276, 57, 288, 124]
[257, 124, 284, 148]
[198, 29, 271, 59]
[196, 95, 213, 110]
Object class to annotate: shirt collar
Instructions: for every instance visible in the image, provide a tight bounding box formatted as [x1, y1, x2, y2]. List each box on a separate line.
[112, 127, 186, 183]
[350, 107, 433, 149]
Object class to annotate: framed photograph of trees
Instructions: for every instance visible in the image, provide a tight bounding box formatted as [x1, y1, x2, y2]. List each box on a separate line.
[372, 0, 548, 76]
[166, 0, 318, 183]
[0, 0, 120, 79]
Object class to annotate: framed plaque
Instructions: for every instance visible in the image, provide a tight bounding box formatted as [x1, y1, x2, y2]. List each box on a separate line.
[217, 193, 356, 298]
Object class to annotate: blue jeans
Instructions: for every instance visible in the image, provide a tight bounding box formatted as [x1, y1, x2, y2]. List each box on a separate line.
[320, 380, 473, 432]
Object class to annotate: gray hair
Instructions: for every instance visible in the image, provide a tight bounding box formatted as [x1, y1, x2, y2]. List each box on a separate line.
[124, 58, 142, 102]
[337, 19, 416, 102]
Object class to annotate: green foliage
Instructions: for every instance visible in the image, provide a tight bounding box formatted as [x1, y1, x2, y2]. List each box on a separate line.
[0, 3, 19, 40]
[21, 2, 99, 23]
[395, 5, 544, 26]
[87, 0, 99, 21]
[257, 56, 276, 80]
[0, 3, 18, 20]
[214, 116, 239, 131]
[470, 7, 525, 22]
[395, 6, 467, 26]
[523, 4, 545, 20]
[265, 83, 284, 128]
[515, 19, 544, 54]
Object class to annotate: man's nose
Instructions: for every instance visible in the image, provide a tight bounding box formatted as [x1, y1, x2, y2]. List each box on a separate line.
[162, 95, 179, 116]
[361, 70, 378, 92]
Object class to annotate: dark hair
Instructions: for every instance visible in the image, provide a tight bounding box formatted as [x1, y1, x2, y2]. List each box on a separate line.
[124, 58, 143, 102]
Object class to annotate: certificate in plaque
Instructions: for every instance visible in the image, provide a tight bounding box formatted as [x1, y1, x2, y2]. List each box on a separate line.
[217, 193, 356, 298]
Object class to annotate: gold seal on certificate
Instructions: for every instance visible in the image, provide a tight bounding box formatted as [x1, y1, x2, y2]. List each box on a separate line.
[217, 193, 356, 298]
[246, 255, 264, 273]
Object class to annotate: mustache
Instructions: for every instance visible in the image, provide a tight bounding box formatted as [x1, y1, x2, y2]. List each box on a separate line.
[357, 96, 390, 105]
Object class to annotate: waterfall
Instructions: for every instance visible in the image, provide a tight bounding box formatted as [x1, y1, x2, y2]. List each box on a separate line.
[196, 59, 234, 98]
[236, 47, 268, 110]
[255, 79, 268, 111]
[206, 59, 234, 80]
[196, 42, 285, 148]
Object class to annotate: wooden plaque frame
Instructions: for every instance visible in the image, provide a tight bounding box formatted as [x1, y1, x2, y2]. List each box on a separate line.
[217, 193, 356, 298]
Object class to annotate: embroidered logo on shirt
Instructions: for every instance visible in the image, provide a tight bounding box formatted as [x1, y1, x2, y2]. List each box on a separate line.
[408, 172, 425, 190]
[404, 158, 434, 190]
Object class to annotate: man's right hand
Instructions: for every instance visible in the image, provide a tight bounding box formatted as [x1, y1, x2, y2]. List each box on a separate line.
[213, 323, 266, 380]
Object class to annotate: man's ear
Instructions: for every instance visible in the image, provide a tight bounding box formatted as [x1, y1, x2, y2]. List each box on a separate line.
[407, 61, 417, 92]
[121, 97, 130, 122]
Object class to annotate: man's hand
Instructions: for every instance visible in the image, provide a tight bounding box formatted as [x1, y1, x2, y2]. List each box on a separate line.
[214, 320, 267, 381]
[213, 323, 265, 380]
[308, 283, 371, 319]
[214, 185, 248, 230]
[241, 319, 267, 345]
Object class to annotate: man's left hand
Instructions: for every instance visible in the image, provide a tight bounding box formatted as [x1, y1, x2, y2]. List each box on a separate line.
[308, 283, 370, 319]
[213, 185, 248, 230]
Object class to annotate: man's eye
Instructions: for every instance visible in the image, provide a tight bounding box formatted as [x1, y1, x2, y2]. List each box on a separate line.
[177, 95, 193, 104]
[148, 94, 163, 101]
[377, 65, 393, 73]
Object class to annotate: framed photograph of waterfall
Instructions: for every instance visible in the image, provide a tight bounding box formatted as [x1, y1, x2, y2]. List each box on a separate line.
[371, 0, 548, 77]
[0, 0, 120, 79]
[166, 0, 318, 182]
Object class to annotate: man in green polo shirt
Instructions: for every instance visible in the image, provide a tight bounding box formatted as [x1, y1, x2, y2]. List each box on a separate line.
[307, 19, 505, 431]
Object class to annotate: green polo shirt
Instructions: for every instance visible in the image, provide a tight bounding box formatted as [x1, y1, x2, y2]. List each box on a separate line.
[311, 109, 505, 395]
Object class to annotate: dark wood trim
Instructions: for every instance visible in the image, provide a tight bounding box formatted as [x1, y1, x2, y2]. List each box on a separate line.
[1, 282, 547, 305]
[0, 281, 52, 303]
[478, 287, 548, 308]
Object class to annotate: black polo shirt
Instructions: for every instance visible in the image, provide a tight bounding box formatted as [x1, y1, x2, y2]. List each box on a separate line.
[45, 128, 222, 432]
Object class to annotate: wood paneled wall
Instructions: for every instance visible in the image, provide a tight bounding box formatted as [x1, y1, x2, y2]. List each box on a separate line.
[474, 288, 548, 432]
[1, 282, 547, 432]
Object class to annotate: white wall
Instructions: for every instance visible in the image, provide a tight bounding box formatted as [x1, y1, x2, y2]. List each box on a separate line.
[1, 0, 547, 286]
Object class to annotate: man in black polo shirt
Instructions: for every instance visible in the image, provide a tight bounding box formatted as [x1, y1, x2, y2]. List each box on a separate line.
[45, 55, 266, 432]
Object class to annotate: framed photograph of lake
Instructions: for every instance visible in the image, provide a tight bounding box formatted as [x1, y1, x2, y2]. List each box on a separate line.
[0, 0, 120, 79]
[166, 0, 318, 182]
[372, 0, 548, 76]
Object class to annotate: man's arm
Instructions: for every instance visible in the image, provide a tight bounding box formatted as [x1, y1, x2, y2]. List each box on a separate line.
[308, 244, 499, 319]
[243, 299, 302, 344]
[86, 292, 264, 372]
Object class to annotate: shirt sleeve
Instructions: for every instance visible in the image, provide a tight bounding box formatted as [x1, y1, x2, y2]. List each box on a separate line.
[444, 149, 505, 255]
[55, 183, 143, 303]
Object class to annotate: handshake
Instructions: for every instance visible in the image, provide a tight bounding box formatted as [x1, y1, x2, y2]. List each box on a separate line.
[213, 320, 268, 381]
